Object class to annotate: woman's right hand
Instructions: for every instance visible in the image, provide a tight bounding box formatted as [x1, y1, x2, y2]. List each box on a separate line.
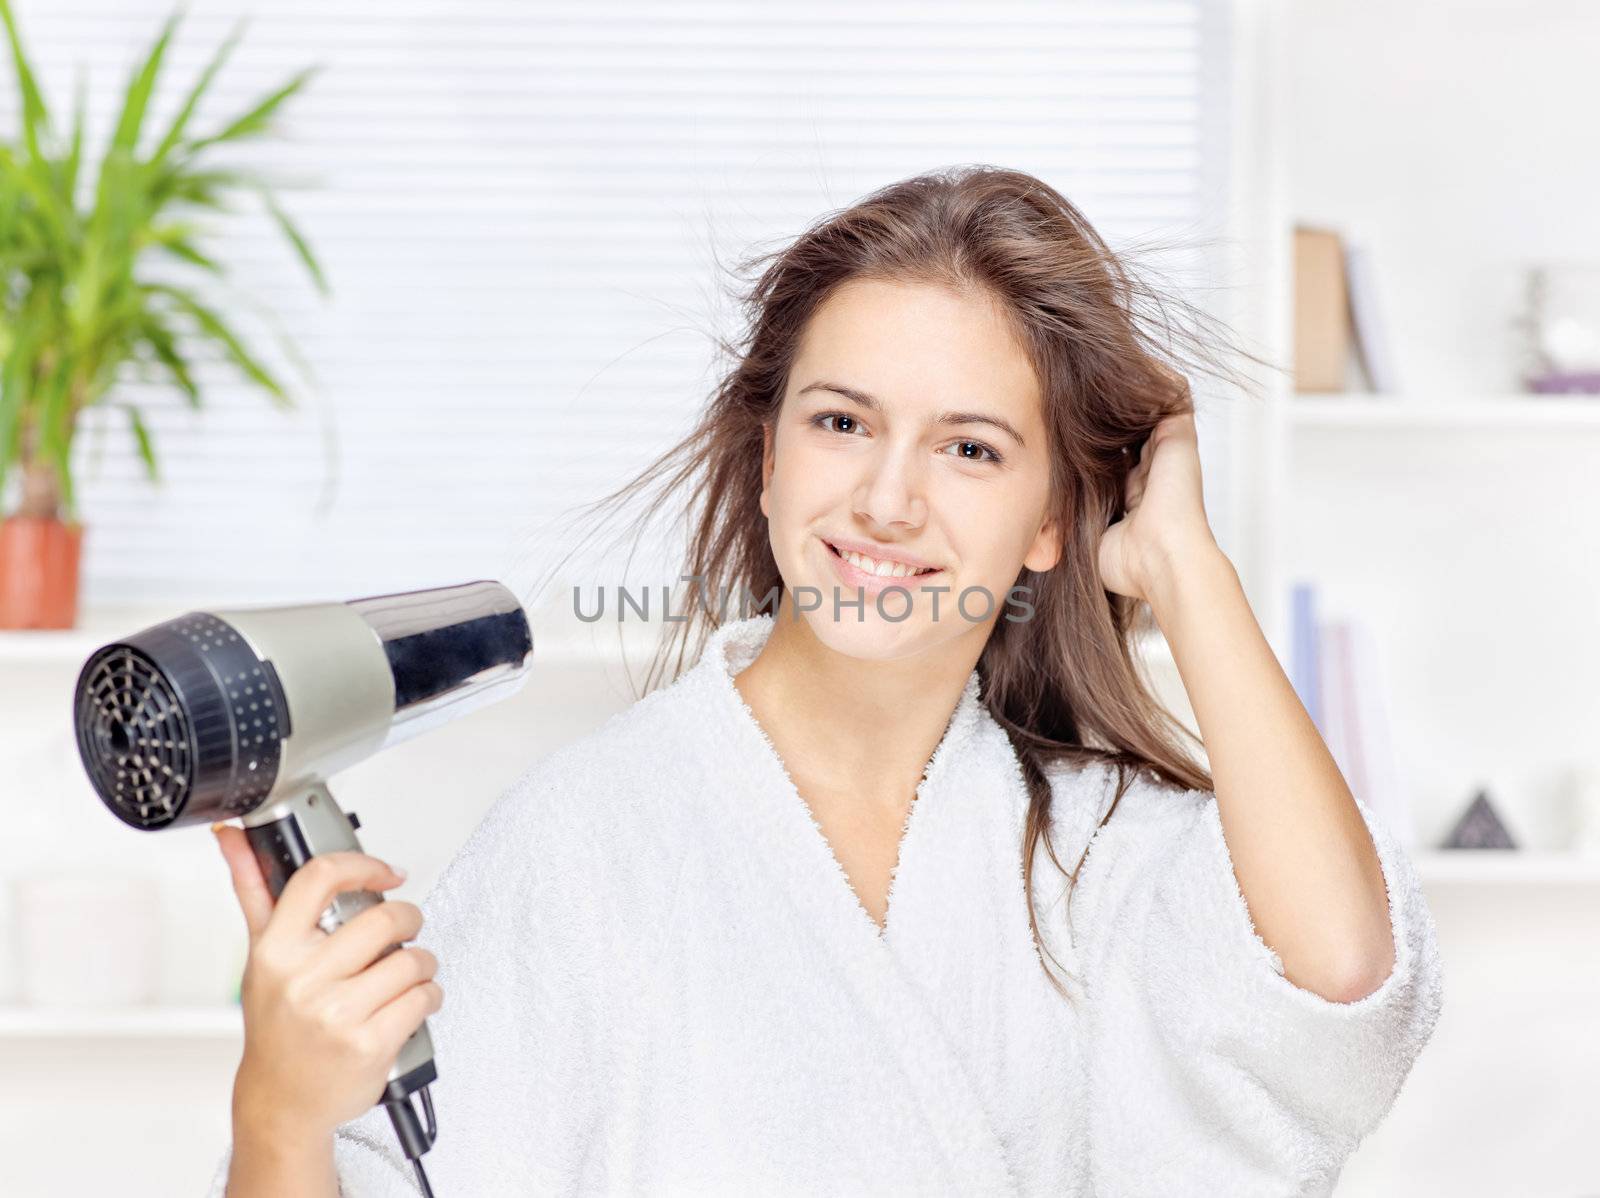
[213, 824, 444, 1144]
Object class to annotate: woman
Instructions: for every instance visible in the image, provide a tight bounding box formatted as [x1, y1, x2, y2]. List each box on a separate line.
[210, 166, 1444, 1196]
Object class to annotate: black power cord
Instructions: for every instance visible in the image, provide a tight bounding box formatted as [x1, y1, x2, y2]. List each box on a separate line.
[385, 1085, 439, 1197]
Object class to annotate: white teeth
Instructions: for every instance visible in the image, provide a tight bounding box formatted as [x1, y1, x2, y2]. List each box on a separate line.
[839, 547, 930, 578]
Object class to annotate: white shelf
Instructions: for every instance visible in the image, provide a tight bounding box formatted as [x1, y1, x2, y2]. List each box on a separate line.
[0, 850, 1589, 1046]
[1413, 850, 1600, 885]
[0, 1004, 242, 1038]
[3, 608, 1178, 670]
[0, 606, 671, 668]
[1289, 394, 1600, 428]
[0, 854, 1593, 1044]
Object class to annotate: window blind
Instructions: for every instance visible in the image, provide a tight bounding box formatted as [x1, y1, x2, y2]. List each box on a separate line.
[1, 0, 1234, 611]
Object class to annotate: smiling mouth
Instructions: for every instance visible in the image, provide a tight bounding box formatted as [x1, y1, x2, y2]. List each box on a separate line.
[824, 540, 942, 579]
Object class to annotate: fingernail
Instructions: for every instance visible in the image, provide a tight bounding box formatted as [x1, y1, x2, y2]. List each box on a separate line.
[393, 865, 408, 882]
[210, 822, 225, 835]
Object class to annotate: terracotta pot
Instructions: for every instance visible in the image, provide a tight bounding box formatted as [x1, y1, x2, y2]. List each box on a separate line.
[0, 515, 85, 629]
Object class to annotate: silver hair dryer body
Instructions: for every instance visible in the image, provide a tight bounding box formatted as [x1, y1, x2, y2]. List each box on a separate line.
[72, 579, 534, 1181]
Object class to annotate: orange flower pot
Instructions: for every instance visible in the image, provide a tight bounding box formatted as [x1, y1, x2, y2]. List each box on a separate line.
[0, 515, 85, 629]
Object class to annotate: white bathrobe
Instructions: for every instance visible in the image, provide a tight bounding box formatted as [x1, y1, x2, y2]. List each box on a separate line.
[208, 612, 1444, 1197]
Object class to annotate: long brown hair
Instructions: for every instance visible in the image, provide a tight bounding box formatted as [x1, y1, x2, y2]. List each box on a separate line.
[528, 164, 1271, 998]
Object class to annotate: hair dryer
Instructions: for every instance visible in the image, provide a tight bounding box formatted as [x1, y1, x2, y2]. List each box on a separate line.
[71, 579, 535, 1193]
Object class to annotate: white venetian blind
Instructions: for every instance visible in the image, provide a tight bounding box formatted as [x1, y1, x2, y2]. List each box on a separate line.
[1, 0, 1233, 609]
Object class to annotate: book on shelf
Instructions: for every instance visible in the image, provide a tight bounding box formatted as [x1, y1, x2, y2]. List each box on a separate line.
[1343, 239, 1398, 393]
[1288, 583, 1322, 730]
[1293, 224, 1398, 395]
[1288, 582, 1414, 848]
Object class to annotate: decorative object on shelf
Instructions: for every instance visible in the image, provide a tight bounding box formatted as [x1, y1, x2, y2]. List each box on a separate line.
[1517, 265, 1600, 394]
[0, 2, 328, 630]
[14, 871, 160, 1006]
[1565, 764, 1600, 859]
[1292, 224, 1396, 395]
[1441, 788, 1518, 850]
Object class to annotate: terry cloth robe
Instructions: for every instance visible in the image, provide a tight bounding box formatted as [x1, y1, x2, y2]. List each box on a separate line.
[207, 612, 1444, 1197]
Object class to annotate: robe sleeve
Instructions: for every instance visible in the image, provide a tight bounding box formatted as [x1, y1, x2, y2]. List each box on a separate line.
[1073, 779, 1446, 1195]
[204, 757, 611, 1196]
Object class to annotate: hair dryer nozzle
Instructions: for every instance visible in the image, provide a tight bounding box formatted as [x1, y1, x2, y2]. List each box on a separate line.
[74, 612, 291, 830]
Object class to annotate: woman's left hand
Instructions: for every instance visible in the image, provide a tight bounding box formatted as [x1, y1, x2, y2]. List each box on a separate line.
[1097, 411, 1220, 603]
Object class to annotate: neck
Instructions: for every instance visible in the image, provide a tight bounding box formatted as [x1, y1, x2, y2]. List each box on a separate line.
[731, 592, 985, 806]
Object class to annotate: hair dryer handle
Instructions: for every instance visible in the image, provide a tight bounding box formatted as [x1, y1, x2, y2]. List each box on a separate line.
[242, 784, 438, 1099]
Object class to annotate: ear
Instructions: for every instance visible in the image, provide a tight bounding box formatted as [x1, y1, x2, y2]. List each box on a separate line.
[759, 422, 774, 519]
[1022, 512, 1062, 573]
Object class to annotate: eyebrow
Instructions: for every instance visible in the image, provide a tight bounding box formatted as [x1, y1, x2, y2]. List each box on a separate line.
[797, 381, 1028, 450]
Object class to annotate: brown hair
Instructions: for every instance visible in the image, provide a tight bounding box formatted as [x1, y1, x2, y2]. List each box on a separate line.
[529, 164, 1270, 998]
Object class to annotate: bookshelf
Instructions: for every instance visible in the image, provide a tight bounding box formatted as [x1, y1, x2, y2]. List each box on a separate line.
[1234, 2, 1600, 884]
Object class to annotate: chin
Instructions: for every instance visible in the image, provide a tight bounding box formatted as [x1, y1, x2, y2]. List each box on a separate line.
[789, 579, 958, 662]
[801, 607, 934, 662]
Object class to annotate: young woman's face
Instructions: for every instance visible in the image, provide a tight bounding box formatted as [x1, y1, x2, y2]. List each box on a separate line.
[760, 276, 1062, 660]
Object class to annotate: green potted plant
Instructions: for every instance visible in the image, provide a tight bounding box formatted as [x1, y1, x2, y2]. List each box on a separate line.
[0, 1, 327, 628]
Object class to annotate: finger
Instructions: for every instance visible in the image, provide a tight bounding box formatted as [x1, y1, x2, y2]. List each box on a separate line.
[335, 946, 438, 1022]
[1154, 410, 1196, 445]
[366, 980, 444, 1061]
[1125, 456, 1150, 509]
[270, 851, 407, 939]
[306, 899, 425, 984]
[214, 824, 274, 940]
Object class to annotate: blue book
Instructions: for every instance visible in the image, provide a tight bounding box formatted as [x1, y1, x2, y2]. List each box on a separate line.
[1289, 582, 1322, 732]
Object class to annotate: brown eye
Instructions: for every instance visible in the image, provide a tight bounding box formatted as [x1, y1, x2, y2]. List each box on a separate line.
[941, 439, 1003, 465]
[813, 412, 861, 435]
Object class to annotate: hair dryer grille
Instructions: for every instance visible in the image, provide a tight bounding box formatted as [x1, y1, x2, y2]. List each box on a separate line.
[75, 646, 194, 826]
[74, 612, 288, 830]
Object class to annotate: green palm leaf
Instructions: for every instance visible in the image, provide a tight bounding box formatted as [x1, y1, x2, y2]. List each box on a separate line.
[106, 11, 179, 160]
[258, 189, 328, 295]
[58, 67, 85, 205]
[186, 66, 319, 154]
[136, 307, 200, 408]
[148, 222, 225, 275]
[0, 0, 51, 162]
[119, 402, 159, 483]
[146, 281, 291, 409]
[151, 17, 246, 166]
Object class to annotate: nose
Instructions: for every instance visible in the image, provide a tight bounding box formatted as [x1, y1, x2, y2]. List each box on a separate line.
[852, 439, 927, 531]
